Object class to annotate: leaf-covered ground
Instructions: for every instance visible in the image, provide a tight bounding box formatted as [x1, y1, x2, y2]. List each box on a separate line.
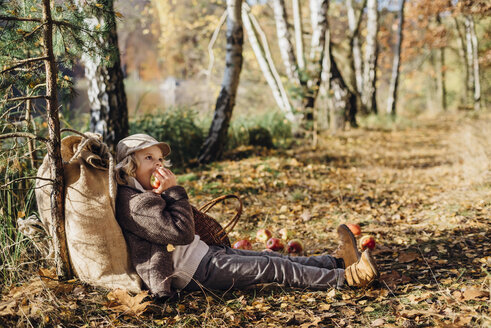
[1, 113, 490, 327]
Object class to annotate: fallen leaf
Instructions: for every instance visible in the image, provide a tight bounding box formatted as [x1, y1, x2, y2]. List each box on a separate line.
[371, 318, 385, 327]
[398, 251, 419, 263]
[462, 288, 489, 301]
[105, 289, 151, 316]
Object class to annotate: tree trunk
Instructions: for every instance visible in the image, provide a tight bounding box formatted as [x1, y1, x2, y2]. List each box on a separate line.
[346, 0, 365, 96]
[272, 0, 301, 85]
[81, 0, 129, 152]
[198, 0, 243, 164]
[303, 0, 329, 121]
[242, 4, 296, 122]
[464, 15, 475, 108]
[435, 14, 447, 111]
[292, 0, 305, 71]
[362, 0, 378, 114]
[386, 0, 405, 116]
[42, 0, 71, 279]
[464, 15, 481, 111]
[328, 35, 354, 131]
[453, 17, 469, 105]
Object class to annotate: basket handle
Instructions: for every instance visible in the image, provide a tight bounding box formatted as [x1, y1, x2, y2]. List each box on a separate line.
[198, 195, 243, 233]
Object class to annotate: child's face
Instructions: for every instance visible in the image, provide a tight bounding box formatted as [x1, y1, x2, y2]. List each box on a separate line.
[134, 145, 165, 190]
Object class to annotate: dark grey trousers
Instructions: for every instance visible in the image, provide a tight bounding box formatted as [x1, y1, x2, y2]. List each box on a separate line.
[183, 245, 345, 292]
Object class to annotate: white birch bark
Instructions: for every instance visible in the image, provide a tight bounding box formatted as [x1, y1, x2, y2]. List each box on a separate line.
[272, 0, 300, 84]
[465, 15, 481, 111]
[362, 0, 378, 113]
[198, 0, 244, 163]
[77, 0, 128, 151]
[292, 0, 305, 70]
[386, 0, 405, 116]
[242, 5, 296, 122]
[346, 0, 365, 95]
[453, 17, 469, 105]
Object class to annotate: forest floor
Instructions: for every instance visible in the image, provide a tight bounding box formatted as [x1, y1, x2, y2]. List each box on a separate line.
[1, 112, 490, 327]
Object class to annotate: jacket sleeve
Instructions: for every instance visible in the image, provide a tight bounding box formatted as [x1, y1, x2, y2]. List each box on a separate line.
[117, 186, 195, 245]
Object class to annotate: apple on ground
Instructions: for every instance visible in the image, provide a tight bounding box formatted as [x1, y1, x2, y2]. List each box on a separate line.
[279, 228, 292, 241]
[286, 239, 304, 254]
[346, 223, 362, 236]
[233, 239, 252, 250]
[266, 237, 284, 252]
[359, 235, 376, 250]
[256, 229, 273, 242]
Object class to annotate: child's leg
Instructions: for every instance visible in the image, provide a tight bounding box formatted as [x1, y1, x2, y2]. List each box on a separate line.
[220, 246, 344, 269]
[184, 245, 345, 292]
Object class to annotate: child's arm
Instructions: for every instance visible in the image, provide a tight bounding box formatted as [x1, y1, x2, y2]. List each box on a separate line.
[117, 186, 195, 245]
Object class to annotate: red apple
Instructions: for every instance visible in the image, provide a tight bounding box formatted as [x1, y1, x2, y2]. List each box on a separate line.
[256, 229, 273, 242]
[359, 235, 376, 251]
[347, 223, 362, 236]
[266, 237, 284, 252]
[286, 239, 304, 254]
[233, 239, 252, 250]
[150, 171, 160, 189]
[279, 228, 292, 241]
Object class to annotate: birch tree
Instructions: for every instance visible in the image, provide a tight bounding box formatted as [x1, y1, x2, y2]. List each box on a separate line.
[292, 0, 305, 71]
[346, 0, 366, 97]
[303, 0, 329, 120]
[435, 13, 447, 111]
[242, 4, 296, 123]
[325, 32, 356, 131]
[199, 0, 243, 163]
[272, 0, 301, 85]
[362, 0, 378, 114]
[386, 0, 406, 116]
[464, 15, 481, 111]
[78, 0, 129, 151]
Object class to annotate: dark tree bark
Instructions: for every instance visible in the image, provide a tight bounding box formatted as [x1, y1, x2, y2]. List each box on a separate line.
[386, 0, 405, 116]
[328, 37, 355, 131]
[42, 0, 71, 279]
[198, 0, 243, 164]
[82, 0, 129, 152]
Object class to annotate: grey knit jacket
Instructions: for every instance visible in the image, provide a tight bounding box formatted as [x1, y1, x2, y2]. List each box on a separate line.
[116, 185, 195, 298]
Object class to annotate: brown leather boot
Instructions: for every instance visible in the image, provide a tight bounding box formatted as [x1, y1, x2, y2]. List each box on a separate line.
[335, 224, 361, 268]
[344, 250, 380, 287]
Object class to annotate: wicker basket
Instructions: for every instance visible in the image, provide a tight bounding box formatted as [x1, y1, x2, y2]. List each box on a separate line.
[193, 195, 242, 247]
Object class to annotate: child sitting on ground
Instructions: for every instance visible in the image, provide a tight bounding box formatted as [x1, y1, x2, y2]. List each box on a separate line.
[114, 134, 380, 299]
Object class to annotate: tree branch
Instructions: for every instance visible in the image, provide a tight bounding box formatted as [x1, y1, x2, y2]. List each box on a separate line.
[1, 56, 49, 74]
[0, 132, 47, 143]
[5, 95, 47, 102]
[0, 15, 42, 23]
[1, 176, 53, 189]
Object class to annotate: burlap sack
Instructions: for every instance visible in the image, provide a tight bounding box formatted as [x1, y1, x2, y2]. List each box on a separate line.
[36, 132, 142, 293]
